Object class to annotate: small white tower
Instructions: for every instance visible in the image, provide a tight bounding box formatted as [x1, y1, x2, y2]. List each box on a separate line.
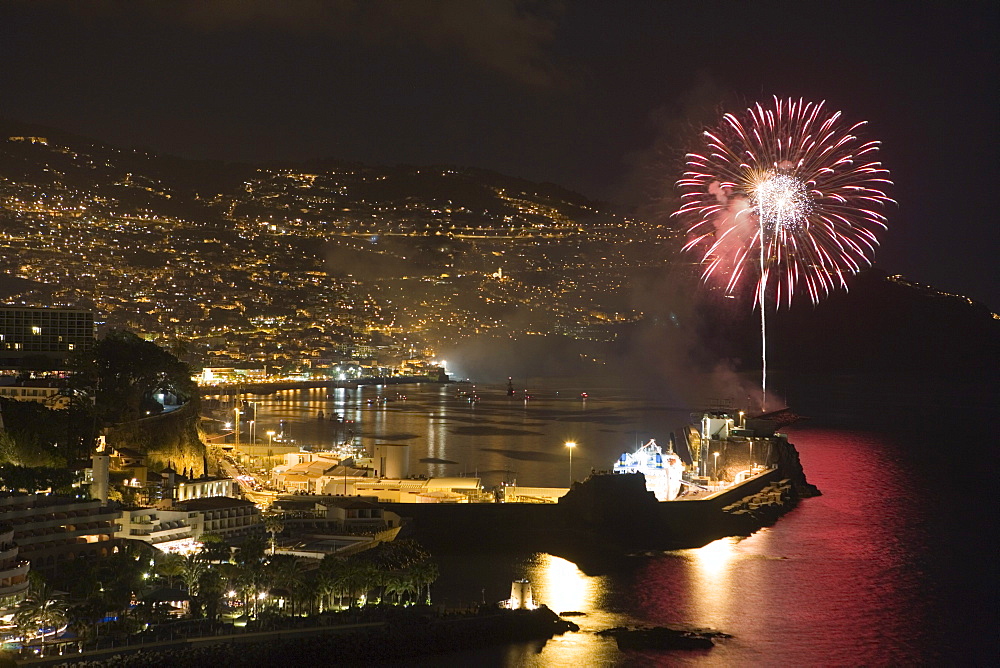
[91, 453, 110, 504]
[508, 579, 534, 610]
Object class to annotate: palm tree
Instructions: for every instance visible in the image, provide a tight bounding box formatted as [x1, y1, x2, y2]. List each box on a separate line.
[94, 544, 149, 619]
[199, 533, 232, 563]
[14, 583, 69, 655]
[197, 568, 225, 621]
[262, 512, 284, 556]
[384, 573, 418, 606]
[265, 554, 302, 616]
[381, 572, 402, 605]
[234, 535, 267, 567]
[314, 570, 337, 613]
[66, 599, 103, 651]
[337, 560, 377, 608]
[409, 560, 440, 605]
[318, 555, 350, 610]
[155, 552, 185, 588]
[296, 573, 319, 617]
[234, 560, 268, 617]
[180, 554, 207, 597]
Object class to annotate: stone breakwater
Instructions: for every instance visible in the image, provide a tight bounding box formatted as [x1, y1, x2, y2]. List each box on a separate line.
[723, 479, 802, 532]
[388, 435, 820, 564]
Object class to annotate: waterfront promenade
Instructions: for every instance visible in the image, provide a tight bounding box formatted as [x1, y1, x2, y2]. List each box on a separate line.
[10, 607, 574, 667]
[199, 375, 444, 397]
[11, 621, 384, 667]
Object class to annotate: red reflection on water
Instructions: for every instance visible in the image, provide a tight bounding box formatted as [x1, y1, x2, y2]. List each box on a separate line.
[627, 427, 932, 665]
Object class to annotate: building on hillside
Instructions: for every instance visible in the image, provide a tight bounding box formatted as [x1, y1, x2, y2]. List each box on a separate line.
[86, 450, 239, 506]
[0, 494, 120, 574]
[107, 447, 148, 487]
[174, 477, 239, 502]
[499, 486, 571, 504]
[0, 306, 94, 370]
[156, 466, 241, 503]
[270, 496, 401, 533]
[199, 367, 268, 385]
[266, 496, 402, 560]
[272, 456, 373, 495]
[0, 379, 72, 409]
[351, 477, 485, 503]
[116, 508, 198, 553]
[116, 494, 260, 552]
[0, 525, 30, 615]
[172, 496, 260, 540]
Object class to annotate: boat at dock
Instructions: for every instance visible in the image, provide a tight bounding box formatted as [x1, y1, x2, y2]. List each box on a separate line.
[613, 439, 685, 501]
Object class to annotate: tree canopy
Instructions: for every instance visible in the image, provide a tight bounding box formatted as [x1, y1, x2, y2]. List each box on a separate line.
[72, 330, 198, 424]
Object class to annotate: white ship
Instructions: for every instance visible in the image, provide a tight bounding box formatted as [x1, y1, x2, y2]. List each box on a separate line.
[613, 439, 685, 501]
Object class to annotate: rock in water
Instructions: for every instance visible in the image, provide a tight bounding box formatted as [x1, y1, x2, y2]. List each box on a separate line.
[602, 626, 722, 651]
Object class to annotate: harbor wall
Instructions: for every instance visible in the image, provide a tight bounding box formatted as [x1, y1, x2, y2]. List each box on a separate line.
[386, 468, 789, 555]
[386, 436, 815, 561]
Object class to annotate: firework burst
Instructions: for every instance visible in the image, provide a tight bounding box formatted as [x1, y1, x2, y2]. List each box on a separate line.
[675, 97, 893, 410]
[676, 96, 894, 307]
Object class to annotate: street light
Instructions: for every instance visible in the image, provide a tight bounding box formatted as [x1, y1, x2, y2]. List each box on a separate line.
[713, 452, 720, 484]
[565, 441, 576, 486]
[234, 408, 241, 449]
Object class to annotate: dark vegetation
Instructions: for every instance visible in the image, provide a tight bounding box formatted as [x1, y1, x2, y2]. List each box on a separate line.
[6, 536, 445, 662]
[0, 331, 200, 492]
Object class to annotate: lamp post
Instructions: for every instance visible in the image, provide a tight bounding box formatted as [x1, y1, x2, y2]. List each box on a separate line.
[267, 431, 275, 448]
[713, 452, 720, 485]
[565, 441, 576, 486]
[234, 408, 241, 449]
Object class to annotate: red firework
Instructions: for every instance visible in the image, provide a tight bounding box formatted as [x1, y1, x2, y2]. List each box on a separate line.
[675, 96, 894, 307]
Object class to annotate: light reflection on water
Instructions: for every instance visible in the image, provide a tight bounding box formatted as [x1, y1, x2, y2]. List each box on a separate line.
[687, 537, 739, 625]
[528, 554, 596, 614]
[246, 383, 975, 666]
[245, 382, 686, 488]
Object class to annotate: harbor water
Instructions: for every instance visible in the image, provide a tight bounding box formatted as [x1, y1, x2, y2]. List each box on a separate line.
[243, 380, 996, 665]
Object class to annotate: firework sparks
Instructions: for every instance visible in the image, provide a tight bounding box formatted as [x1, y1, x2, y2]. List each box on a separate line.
[675, 97, 893, 410]
[676, 96, 893, 307]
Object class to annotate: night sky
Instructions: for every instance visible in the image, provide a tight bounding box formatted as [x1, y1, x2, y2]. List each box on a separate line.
[1, 1, 997, 306]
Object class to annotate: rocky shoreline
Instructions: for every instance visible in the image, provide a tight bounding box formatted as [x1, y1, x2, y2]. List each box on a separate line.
[38, 607, 577, 668]
[723, 478, 807, 531]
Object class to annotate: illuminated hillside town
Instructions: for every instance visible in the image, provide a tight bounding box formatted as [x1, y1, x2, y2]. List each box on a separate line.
[0, 116, 993, 665]
[0, 135, 665, 385]
[0, 129, 840, 663]
[0, 1, 995, 664]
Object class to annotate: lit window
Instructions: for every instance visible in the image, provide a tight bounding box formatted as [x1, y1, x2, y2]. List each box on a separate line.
[31, 326, 41, 335]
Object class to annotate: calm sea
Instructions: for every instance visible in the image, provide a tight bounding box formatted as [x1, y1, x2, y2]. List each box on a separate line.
[246, 378, 997, 666]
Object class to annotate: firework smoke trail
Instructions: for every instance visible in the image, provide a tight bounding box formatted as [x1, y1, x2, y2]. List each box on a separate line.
[675, 97, 893, 412]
